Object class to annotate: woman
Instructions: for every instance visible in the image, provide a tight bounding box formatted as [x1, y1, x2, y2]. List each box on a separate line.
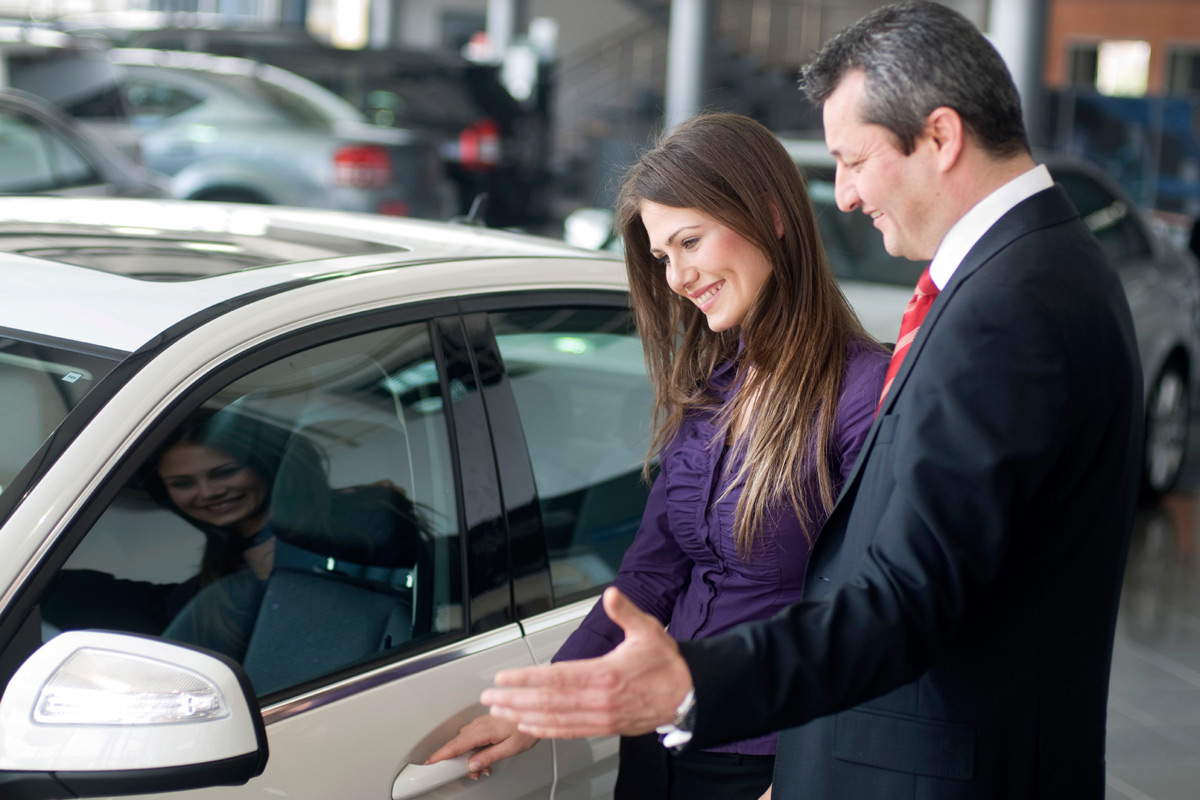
[428, 112, 888, 798]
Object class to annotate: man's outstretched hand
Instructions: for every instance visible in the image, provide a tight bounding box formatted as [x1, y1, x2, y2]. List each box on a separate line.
[481, 587, 694, 739]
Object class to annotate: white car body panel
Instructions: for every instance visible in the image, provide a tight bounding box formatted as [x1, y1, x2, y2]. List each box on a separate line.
[522, 601, 620, 799]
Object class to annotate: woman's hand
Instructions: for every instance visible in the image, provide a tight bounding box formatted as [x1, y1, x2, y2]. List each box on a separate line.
[425, 713, 539, 779]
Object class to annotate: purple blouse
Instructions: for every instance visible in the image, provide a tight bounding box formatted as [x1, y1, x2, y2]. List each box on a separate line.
[554, 340, 889, 755]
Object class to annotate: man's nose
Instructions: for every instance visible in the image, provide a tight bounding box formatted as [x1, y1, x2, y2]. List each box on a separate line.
[834, 167, 860, 213]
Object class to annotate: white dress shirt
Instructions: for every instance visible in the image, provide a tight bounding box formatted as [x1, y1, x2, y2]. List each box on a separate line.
[928, 164, 1054, 290]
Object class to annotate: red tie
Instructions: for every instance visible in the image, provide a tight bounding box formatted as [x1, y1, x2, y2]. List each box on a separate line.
[877, 267, 939, 413]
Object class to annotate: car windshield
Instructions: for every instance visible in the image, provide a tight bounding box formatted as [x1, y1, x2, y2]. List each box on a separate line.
[0, 335, 120, 495]
[802, 166, 926, 288]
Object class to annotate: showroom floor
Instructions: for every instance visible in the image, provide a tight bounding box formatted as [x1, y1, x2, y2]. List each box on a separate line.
[1106, 425, 1200, 799]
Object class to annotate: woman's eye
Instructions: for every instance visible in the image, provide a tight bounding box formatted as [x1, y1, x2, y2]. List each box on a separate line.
[654, 253, 669, 267]
[165, 479, 193, 490]
[211, 465, 242, 479]
[681, 237, 699, 250]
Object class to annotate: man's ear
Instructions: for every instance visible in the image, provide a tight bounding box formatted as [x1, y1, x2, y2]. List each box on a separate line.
[925, 106, 964, 172]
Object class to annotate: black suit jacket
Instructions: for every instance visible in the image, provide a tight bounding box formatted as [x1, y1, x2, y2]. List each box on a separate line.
[679, 185, 1143, 798]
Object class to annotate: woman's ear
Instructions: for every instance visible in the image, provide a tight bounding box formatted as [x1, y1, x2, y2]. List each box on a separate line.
[768, 198, 784, 239]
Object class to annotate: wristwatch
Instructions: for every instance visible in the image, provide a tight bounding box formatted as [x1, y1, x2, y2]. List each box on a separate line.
[656, 687, 696, 749]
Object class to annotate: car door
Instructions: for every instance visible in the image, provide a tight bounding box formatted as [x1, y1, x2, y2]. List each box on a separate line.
[464, 294, 657, 798]
[0, 286, 558, 798]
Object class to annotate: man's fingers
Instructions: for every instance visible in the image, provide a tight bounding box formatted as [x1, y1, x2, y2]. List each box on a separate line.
[483, 683, 625, 714]
[489, 703, 622, 732]
[491, 659, 619, 691]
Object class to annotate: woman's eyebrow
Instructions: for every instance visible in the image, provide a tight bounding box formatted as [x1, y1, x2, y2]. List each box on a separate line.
[651, 224, 702, 252]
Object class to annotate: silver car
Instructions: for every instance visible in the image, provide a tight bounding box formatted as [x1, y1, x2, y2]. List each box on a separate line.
[11, 48, 456, 218]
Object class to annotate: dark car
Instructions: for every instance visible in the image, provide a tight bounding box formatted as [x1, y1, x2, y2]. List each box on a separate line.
[58, 18, 551, 227]
[0, 87, 168, 198]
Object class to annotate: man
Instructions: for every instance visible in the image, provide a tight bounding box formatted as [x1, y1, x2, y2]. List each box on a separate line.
[484, 3, 1143, 796]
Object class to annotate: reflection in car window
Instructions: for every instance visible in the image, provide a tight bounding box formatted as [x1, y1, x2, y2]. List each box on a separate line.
[41, 322, 464, 697]
[490, 307, 653, 603]
[0, 337, 118, 498]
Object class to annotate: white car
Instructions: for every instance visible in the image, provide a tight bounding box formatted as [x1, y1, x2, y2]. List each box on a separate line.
[0, 197, 651, 798]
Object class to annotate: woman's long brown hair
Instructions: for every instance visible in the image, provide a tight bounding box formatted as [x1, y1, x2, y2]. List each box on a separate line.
[617, 112, 876, 555]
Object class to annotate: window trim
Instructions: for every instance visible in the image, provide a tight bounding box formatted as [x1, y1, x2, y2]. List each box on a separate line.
[462, 290, 645, 616]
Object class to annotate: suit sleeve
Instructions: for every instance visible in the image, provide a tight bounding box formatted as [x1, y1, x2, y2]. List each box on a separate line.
[554, 467, 691, 661]
[679, 283, 1073, 746]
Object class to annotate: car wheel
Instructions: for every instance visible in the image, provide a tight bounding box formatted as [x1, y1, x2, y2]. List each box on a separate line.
[1143, 362, 1190, 497]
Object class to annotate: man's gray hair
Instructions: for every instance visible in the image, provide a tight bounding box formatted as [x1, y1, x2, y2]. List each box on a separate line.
[800, 1, 1030, 157]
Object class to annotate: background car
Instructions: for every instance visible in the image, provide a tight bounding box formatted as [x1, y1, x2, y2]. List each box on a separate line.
[0, 195, 649, 797]
[9, 47, 456, 218]
[781, 139, 1200, 498]
[0, 87, 168, 197]
[57, 16, 550, 227]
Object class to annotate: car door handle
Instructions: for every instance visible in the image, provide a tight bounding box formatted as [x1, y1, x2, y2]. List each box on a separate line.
[392, 755, 472, 799]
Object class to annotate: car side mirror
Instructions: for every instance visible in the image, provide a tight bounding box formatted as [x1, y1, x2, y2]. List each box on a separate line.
[0, 630, 267, 798]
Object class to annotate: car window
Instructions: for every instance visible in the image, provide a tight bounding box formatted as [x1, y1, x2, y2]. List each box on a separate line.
[0, 111, 99, 192]
[42, 126, 99, 187]
[364, 75, 480, 129]
[489, 307, 653, 603]
[199, 71, 347, 128]
[0, 336, 118, 499]
[38, 321, 464, 697]
[63, 84, 127, 120]
[1053, 167, 1154, 264]
[123, 78, 203, 126]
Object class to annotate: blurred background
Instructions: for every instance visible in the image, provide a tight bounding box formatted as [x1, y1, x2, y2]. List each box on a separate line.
[0, 0, 1195, 240]
[0, 2, 1199, 798]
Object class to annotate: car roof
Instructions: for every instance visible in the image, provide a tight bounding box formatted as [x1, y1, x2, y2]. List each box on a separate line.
[0, 197, 619, 353]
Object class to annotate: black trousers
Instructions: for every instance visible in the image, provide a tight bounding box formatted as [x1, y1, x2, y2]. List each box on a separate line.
[613, 733, 775, 800]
